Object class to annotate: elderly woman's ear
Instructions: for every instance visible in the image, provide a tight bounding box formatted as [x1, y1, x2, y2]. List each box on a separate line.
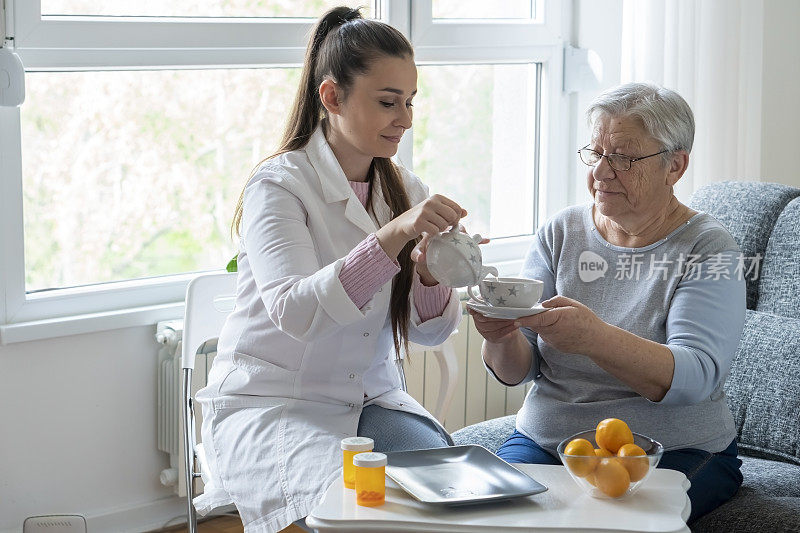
[666, 150, 690, 186]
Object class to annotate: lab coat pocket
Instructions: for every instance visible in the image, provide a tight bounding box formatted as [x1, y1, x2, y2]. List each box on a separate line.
[218, 352, 299, 398]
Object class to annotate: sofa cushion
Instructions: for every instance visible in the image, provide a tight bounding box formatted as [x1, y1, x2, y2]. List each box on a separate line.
[688, 181, 800, 309]
[739, 456, 800, 497]
[756, 197, 800, 319]
[691, 456, 800, 531]
[725, 310, 800, 465]
[692, 488, 800, 533]
[452, 415, 516, 453]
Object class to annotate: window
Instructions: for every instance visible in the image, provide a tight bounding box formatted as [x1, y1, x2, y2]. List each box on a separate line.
[414, 63, 539, 239]
[22, 68, 300, 291]
[41, 1, 374, 18]
[432, 0, 534, 19]
[0, 0, 567, 339]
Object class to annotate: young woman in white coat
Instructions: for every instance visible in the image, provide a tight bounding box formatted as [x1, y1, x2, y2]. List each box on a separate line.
[194, 6, 473, 532]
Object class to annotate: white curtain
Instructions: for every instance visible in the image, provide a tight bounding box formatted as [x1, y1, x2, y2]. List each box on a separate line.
[620, 0, 764, 201]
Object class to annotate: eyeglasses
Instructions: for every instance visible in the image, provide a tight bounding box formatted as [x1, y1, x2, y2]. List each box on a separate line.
[578, 145, 668, 172]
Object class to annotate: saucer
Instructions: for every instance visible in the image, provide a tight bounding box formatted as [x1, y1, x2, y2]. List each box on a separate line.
[466, 300, 548, 320]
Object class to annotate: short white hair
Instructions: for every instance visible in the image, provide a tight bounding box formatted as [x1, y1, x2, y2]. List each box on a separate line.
[586, 83, 695, 159]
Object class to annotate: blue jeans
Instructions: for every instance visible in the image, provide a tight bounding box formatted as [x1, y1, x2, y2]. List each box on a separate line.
[357, 404, 452, 451]
[496, 430, 743, 524]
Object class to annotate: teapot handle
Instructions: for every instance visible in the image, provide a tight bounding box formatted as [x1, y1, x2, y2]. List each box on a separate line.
[443, 225, 479, 241]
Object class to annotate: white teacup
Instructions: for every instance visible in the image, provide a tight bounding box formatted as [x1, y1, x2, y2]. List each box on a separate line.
[426, 226, 498, 288]
[468, 277, 544, 308]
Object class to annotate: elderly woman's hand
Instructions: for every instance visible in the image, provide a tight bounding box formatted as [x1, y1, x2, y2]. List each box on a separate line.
[468, 309, 518, 343]
[514, 295, 608, 355]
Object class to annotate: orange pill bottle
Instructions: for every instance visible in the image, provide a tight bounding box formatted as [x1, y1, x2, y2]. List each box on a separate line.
[341, 437, 374, 489]
[353, 452, 387, 507]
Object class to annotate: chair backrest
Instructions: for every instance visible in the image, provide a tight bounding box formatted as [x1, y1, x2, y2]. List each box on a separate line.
[182, 272, 238, 370]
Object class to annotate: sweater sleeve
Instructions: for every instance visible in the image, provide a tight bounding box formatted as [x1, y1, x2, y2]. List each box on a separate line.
[658, 250, 746, 405]
[412, 272, 452, 322]
[338, 233, 400, 309]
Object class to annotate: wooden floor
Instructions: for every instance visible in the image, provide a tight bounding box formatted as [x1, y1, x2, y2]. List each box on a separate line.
[163, 515, 305, 533]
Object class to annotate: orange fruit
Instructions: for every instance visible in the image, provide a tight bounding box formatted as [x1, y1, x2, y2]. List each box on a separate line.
[585, 449, 611, 486]
[595, 418, 634, 453]
[593, 458, 631, 498]
[617, 443, 649, 482]
[563, 438, 597, 477]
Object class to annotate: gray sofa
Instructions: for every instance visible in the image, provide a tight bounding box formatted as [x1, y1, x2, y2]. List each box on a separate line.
[452, 181, 800, 532]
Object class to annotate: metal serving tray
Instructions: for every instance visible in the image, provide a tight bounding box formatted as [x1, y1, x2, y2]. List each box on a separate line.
[385, 445, 547, 506]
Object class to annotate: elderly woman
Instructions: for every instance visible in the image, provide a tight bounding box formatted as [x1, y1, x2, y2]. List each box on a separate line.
[469, 82, 745, 523]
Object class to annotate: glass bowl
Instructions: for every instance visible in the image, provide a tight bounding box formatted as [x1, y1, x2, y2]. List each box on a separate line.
[556, 429, 664, 499]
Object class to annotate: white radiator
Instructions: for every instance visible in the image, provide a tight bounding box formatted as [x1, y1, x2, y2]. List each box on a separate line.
[407, 305, 534, 434]
[153, 303, 531, 495]
[155, 319, 210, 496]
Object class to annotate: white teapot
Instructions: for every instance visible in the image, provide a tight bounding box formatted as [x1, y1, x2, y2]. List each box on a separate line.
[425, 226, 498, 288]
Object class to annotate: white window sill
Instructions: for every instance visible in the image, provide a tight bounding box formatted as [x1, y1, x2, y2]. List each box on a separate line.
[0, 301, 184, 345]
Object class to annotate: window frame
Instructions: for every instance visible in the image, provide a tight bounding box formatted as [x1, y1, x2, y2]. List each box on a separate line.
[0, 0, 569, 344]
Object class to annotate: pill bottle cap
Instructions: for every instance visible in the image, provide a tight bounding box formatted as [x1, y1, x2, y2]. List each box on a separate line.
[341, 437, 374, 452]
[353, 452, 387, 467]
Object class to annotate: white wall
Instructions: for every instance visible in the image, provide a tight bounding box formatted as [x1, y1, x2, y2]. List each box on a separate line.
[567, 0, 624, 206]
[761, 0, 800, 187]
[0, 326, 184, 532]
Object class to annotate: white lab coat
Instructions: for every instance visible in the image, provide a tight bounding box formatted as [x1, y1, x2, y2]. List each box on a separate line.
[194, 127, 461, 533]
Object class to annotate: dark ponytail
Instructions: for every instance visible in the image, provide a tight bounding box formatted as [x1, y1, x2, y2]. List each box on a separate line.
[232, 6, 417, 357]
[277, 6, 363, 154]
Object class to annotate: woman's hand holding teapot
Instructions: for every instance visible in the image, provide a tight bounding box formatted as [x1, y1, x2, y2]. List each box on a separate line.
[375, 194, 465, 259]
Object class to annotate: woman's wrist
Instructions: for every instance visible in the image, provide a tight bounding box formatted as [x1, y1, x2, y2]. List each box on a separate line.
[482, 330, 531, 384]
[483, 330, 527, 364]
[375, 223, 409, 259]
[486, 329, 525, 351]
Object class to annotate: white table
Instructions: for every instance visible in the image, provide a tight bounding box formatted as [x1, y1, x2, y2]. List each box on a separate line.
[306, 464, 691, 533]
